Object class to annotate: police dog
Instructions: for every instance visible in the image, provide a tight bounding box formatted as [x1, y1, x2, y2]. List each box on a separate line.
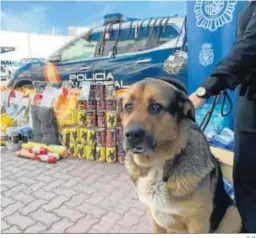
[120, 77, 241, 233]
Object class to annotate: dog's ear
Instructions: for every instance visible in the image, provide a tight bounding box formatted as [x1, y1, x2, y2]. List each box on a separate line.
[176, 91, 195, 122]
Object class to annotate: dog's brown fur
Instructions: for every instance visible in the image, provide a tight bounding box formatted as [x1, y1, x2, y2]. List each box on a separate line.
[120, 78, 241, 233]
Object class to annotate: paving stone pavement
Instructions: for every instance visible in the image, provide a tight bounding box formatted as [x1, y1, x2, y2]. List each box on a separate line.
[1, 148, 151, 233]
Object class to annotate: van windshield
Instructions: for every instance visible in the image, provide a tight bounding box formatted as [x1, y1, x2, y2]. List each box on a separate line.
[60, 36, 97, 62]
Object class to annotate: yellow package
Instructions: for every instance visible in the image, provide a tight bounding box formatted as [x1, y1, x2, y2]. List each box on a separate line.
[48, 145, 68, 157]
[106, 147, 116, 163]
[79, 127, 88, 145]
[69, 144, 78, 158]
[96, 146, 106, 162]
[86, 145, 96, 161]
[77, 144, 86, 159]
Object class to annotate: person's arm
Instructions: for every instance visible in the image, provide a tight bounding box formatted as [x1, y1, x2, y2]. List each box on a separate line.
[201, 5, 256, 97]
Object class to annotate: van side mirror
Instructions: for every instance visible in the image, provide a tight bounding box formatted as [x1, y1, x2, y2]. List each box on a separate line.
[49, 53, 61, 63]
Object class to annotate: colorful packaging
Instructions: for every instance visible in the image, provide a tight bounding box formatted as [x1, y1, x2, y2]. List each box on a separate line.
[87, 128, 96, 146]
[96, 146, 106, 162]
[116, 127, 123, 145]
[96, 129, 105, 147]
[86, 111, 96, 127]
[77, 110, 87, 126]
[106, 129, 116, 147]
[71, 110, 78, 125]
[38, 154, 58, 163]
[77, 144, 86, 159]
[106, 147, 116, 163]
[87, 100, 96, 111]
[61, 128, 71, 147]
[29, 147, 48, 155]
[106, 111, 117, 129]
[97, 111, 106, 128]
[48, 145, 68, 157]
[96, 100, 106, 111]
[106, 99, 116, 111]
[89, 84, 96, 100]
[69, 144, 78, 157]
[79, 127, 88, 145]
[70, 128, 79, 144]
[117, 148, 125, 164]
[95, 84, 105, 100]
[16, 149, 38, 160]
[86, 145, 96, 161]
[78, 101, 86, 110]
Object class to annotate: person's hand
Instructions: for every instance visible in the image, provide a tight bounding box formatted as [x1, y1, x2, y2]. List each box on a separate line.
[189, 92, 206, 109]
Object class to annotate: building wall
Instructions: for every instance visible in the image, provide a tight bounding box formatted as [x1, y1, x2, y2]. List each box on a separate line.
[0, 30, 74, 61]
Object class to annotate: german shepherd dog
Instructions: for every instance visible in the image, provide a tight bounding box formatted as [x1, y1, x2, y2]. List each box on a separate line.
[120, 77, 241, 233]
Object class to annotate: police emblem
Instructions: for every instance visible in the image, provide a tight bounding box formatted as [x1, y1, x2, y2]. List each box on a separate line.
[199, 43, 214, 66]
[194, 0, 237, 32]
[163, 50, 187, 75]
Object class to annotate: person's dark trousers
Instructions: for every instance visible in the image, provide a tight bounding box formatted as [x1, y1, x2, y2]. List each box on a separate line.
[233, 95, 256, 233]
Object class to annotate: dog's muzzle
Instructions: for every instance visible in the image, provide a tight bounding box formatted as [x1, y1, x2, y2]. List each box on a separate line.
[123, 124, 156, 155]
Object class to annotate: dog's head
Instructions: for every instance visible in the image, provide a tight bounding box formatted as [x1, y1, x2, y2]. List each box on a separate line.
[120, 77, 195, 167]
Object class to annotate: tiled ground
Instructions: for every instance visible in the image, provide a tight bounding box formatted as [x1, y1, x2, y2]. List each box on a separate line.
[1, 148, 151, 233]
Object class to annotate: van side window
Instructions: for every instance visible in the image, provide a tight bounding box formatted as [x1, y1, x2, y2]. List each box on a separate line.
[60, 36, 97, 62]
[99, 24, 179, 56]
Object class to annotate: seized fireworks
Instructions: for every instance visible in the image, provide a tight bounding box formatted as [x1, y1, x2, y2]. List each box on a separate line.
[69, 128, 79, 144]
[61, 128, 71, 147]
[105, 83, 115, 99]
[71, 110, 78, 125]
[106, 111, 117, 129]
[38, 154, 59, 163]
[95, 84, 105, 100]
[69, 144, 78, 158]
[29, 147, 48, 155]
[106, 147, 116, 163]
[89, 84, 96, 100]
[97, 111, 106, 128]
[116, 127, 123, 145]
[79, 127, 88, 144]
[117, 147, 125, 164]
[78, 100, 86, 110]
[77, 110, 87, 126]
[106, 129, 116, 147]
[86, 111, 96, 127]
[87, 100, 96, 111]
[87, 128, 96, 146]
[106, 99, 116, 111]
[86, 145, 96, 161]
[96, 100, 106, 111]
[96, 146, 106, 162]
[96, 128, 106, 147]
[77, 144, 86, 159]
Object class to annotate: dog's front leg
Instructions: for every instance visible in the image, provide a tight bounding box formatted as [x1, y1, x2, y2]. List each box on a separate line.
[186, 216, 210, 233]
[146, 208, 167, 233]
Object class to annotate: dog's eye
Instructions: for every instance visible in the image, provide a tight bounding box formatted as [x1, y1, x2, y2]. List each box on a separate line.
[149, 103, 163, 114]
[124, 103, 133, 113]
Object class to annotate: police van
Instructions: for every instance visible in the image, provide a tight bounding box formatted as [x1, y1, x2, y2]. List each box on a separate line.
[8, 13, 187, 89]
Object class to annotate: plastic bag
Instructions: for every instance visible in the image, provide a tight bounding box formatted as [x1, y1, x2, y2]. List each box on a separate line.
[210, 128, 234, 151]
[40, 86, 62, 108]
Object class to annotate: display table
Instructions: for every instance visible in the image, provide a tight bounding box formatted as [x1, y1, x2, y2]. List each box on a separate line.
[210, 146, 234, 184]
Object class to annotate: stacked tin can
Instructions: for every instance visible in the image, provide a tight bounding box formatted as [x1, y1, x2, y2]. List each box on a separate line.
[61, 82, 125, 164]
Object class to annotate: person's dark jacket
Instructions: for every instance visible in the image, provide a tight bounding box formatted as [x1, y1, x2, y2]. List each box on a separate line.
[201, 1, 256, 101]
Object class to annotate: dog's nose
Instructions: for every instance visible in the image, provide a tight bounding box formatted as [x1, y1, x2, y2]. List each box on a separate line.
[125, 126, 145, 144]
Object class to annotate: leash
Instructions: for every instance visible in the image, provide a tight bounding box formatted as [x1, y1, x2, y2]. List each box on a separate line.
[199, 91, 233, 132]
